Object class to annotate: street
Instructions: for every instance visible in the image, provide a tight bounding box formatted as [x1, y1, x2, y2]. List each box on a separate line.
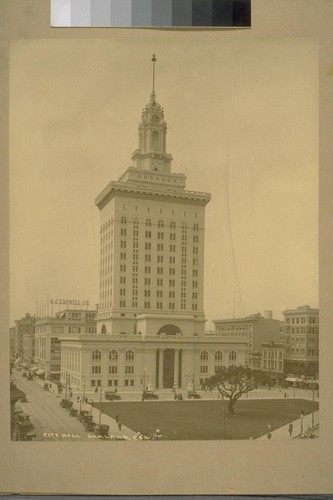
[11, 370, 91, 441]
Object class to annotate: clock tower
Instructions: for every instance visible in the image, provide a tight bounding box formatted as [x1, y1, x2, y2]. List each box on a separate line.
[132, 54, 173, 173]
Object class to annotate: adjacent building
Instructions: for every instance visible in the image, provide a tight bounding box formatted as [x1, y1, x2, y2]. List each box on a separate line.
[261, 341, 284, 384]
[281, 304, 319, 377]
[34, 309, 97, 380]
[13, 313, 35, 364]
[211, 311, 281, 367]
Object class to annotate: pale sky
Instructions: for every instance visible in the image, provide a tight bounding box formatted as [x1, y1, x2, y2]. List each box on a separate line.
[9, 37, 318, 327]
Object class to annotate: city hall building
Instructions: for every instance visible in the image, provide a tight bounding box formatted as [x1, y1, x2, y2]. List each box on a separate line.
[60, 58, 247, 391]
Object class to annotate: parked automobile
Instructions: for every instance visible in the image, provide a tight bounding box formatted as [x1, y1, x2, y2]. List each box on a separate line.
[43, 383, 49, 391]
[78, 410, 90, 421]
[60, 399, 72, 408]
[85, 422, 96, 432]
[105, 391, 122, 401]
[188, 390, 201, 399]
[81, 414, 93, 425]
[142, 390, 159, 400]
[174, 393, 183, 400]
[69, 408, 78, 417]
[94, 424, 110, 437]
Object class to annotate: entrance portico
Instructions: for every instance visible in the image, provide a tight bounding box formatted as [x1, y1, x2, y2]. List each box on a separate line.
[156, 348, 182, 389]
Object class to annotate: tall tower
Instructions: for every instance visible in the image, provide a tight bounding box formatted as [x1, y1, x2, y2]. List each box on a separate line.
[95, 55, 211, 339]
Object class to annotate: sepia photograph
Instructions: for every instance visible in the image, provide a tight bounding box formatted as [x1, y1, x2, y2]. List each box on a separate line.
[9, 36, 319, 443]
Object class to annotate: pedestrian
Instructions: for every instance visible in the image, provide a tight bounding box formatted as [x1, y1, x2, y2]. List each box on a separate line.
[267, 432, 272, 440]
[49, 383, 52, 390]
[288, 423, 293, 438]
[77, 396, 80, 403]
[115, 414, 119, 423]
[95, 386, 98, 393]
[284, 392, 287, 398]
[118, 421, 122, 431]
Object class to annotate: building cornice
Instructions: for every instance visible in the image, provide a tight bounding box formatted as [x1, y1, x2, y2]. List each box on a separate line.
[95, 181, 211, 210]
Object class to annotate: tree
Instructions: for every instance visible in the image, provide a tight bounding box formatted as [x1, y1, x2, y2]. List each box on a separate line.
[207, 366, 264, 415]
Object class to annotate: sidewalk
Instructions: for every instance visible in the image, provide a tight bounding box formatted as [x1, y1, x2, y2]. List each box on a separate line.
[70, 398, 138, 440]
[256, 410, 319, 440]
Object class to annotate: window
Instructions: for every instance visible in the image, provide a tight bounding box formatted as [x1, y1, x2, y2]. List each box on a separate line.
[92, 349, 101, 361]
[109, 350, 118, 361]
[146, 218, 151, 227]
[157, 302, 163, 309]
[121, 217, 127, 225]
[126, 350, 134, 361]
[229, 351, 237, 362]
[125, 365, 134, 374]
[170, 221, 176, 229]
[145, 278, 151, 285]
[158, 232, 164, 240]
[145, 242, 151, 250]
[120, 300, 126, 308]
[200, 365, 208, 374]
[92, 366, 101, 374]
[193, 224, 199, 231]
[157, 278, 163, 286]
[145, 231, 151, 238]
[158, 220, 164, 228]
[169, 303, 175, 310]
[200, 351, 208, 361]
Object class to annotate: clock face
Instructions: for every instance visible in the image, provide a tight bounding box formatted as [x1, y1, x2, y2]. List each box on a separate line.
[153, 115, 159, 122]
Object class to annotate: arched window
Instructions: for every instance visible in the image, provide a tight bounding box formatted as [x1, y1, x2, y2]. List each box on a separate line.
[152, 131, 159, 150]
[215, 351, 223, 361]
[125, 350, 135, 362]
[170, 221, 176, 229]
[145, 218, 152, 227]
[109, 350, 118, 362]
[121, 216, 127, 225]
[92, 349, 101, 361]
[229, 351, 237, 362]
[101, 325, 107, 335]
[193, 223, 199, 232]
[200, 351, 208, 362]
[158, 220, 164, 228]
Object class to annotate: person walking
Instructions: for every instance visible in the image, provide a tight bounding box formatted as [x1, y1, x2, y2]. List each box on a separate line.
[118, 421, 122, 431]
[288, 422, 293, 438]
[115, 414, 119, 423]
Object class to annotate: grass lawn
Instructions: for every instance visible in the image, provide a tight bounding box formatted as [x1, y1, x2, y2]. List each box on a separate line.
[94, 398, 319, 440]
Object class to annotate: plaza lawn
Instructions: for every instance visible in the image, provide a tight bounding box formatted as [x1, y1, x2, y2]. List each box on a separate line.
[94, 398, 319, 440]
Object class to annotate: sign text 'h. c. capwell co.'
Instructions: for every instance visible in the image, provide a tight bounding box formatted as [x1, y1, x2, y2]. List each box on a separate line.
[50, 299, 89, 306]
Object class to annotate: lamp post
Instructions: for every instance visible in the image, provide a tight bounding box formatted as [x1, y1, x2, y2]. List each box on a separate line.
[308, 382, 316, 428]
[99, 386, 102, 426]
[300, 413, 304, 435]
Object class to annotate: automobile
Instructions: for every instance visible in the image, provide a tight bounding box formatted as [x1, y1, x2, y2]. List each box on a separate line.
[22, 372, 27, 378]
[60, 399, 72, 408]
[81, 414, 93, 425]
[188, 390, 201, 399]
[142, 390, 159, 401]
[85, 422, 96, 432]
[69, 408, 78, 417]
[105, 391, 122, 401]
[94, 424, 110, 437]
[43, 383, 49, 391]
[174, 393, 183, 400]
[78, 409, 90, 421]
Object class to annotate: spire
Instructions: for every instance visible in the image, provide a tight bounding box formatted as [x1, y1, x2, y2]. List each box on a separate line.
[151, 53, 156, 102]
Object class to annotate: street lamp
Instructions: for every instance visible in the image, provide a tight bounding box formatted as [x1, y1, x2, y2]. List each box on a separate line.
[99, 386, 102, 426]
[308, 382, 316, 428]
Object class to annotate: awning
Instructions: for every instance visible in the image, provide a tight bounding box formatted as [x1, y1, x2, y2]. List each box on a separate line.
[36, 369, 45, 375]
[285, 377, 297, 382]
[21, 362, 28, 368]
[30, 366, 38, 372]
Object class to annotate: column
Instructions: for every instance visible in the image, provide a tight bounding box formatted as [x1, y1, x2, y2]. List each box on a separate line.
[158, 349, 164, 389]
[174, 349, 179, 388]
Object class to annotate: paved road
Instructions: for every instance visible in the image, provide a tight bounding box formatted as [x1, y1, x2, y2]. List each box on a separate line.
[12, 371, 91, 441]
